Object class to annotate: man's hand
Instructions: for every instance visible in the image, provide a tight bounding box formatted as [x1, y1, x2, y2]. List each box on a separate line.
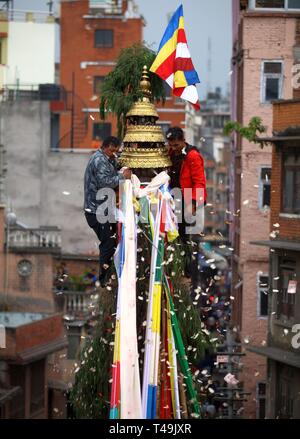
[185, 202, 196, 218]
[122, 168, 132, 180]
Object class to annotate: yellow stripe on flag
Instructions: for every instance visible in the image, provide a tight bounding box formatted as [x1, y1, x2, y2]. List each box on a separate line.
[179, 16, 185, 30]
[152, 283, 162, 333]
[150, 31, 178, 72]
[174, 70, 188, 88]
[167, 303, 176, 415]
[113, 319, 121, 363]
[150, 16, 185, 73]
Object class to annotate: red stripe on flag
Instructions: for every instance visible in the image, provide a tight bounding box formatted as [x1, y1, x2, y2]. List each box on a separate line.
[173, 86, 200, 110]
[174, 57, 195, 72]
[172, 86, 185, 97]
[155, 50, 176, 81]
[177, 28, 187, 44]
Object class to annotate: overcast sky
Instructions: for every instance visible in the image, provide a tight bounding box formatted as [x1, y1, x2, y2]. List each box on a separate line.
[13, 0, 232, 99]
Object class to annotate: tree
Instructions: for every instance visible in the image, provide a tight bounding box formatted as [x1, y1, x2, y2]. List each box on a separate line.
[99, 44, 166, 138]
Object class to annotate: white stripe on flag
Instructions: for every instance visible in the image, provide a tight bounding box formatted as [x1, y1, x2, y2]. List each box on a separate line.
[180, 85, 199, 104]
[175, 42, 191, 59]
[166, 74, 174, 89]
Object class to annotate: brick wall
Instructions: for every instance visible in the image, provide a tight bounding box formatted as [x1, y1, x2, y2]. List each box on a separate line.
[273, 100, 300, 131]
[293, 19, 300, 99]
[60, 0, 143, 148]
[240, 260, 268, 419]
[15, 314, 64, 354]
[59, 0, 185, 148]
[55, 256, 98, 274]
[0, 314, 64, 359]
[271, 100, 300, 240]
[0, 206, 5, 293]
[4, 253, 55, 312]
[232, 13, 297, 418]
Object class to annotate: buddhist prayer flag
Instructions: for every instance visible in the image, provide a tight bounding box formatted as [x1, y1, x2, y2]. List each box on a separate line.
[150, 4, 200, 110]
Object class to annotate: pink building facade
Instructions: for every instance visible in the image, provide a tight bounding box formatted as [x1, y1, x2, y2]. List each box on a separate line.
[230, 0, 299, 418]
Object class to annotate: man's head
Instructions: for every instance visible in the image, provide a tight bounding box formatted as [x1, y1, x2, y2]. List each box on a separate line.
[101, 136, 121, 159]
[166, 126, 186, 155]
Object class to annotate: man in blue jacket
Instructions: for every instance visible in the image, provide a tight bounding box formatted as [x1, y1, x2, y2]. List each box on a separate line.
[84, 136, 131, 286]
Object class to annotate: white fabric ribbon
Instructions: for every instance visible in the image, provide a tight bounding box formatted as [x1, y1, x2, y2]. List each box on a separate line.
[119, 180, 142, 419]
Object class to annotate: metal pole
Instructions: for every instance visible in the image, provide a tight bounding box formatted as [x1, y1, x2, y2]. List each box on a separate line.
[4, 219, 9, 304]
[227, 328, 234, 419]
[70, 72, 75, 150]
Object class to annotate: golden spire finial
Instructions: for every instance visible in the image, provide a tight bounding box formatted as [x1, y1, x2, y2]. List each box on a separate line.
[140, 65, 152, 101]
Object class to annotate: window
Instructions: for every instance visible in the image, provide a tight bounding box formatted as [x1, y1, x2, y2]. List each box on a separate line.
[207, 187, 214, 201]
[217, 211, 225, 225]
[30, 360, 45, 415]
[277, 258, 297, 320]
[258, 274, 269, 317]
[252, 0, 300, 9]
[94, 76, 105, 95]
[255, 0, 284, 7]
[261, 61, 283, 103]
[94, 29, 113, 48]
[282, 152, 300, 214]
[259, 167, 271, 208]
[67, 326, 82, 360]
[276, 365, 295, 419]
[51, 113, 60, 150]
[289, 0, 300, 7]
[206, 168, 214, 181]
[257, 382, 266, 419]
[9, 366, 25, 418]
[89, 0, 107, 7]
[217, 173, 226, 186]
[93, 122, 111, 140]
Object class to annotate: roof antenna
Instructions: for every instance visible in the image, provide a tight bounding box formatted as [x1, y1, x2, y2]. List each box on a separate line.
[47, 0, 54, 15]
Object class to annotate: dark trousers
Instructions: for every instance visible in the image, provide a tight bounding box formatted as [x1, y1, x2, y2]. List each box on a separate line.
[85, 212, 117, 283]
[177, 202, 204, 302]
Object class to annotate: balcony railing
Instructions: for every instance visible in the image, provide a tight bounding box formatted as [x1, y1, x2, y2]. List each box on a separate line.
[1, 84, 66, 102]
[63, 291, 94, 318]
[0, 10, 57, 23]
[88, 0, 123, 14]
[7, 226, 61, 251]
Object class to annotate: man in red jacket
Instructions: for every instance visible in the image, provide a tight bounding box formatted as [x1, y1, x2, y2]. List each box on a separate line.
[166, 126, 207, 298]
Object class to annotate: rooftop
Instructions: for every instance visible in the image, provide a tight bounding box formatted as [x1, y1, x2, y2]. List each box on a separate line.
[0, 312, 48, 328]
[0, 9, 57, 24]
[247, 345, 300, 369]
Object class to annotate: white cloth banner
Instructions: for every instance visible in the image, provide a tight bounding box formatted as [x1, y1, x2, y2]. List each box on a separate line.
[119, 180, 142, 419]
[131, 171, 170, 199]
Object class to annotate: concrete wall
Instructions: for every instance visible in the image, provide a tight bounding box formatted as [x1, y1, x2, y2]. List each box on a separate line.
[1, 101, 98, 255]
[7, 21, 55, 86]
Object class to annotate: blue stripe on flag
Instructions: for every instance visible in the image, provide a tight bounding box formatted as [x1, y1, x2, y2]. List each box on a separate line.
[158, 5, 183, 51]
[184, 69, 201, 86]
[146, 386, 154, 419]
[109, 407, 119, 419]
[151, 386, 157, 418]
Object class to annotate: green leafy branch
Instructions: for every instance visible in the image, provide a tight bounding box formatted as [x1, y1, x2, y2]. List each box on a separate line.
[99, 43, 166, 138]
[223, 117, 268, 147]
